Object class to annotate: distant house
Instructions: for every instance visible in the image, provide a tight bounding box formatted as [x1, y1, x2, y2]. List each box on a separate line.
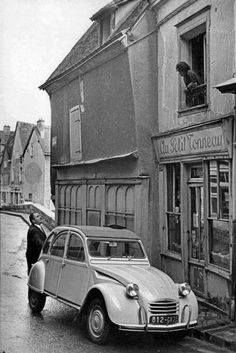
[0, 127, 14, 205]
[9, 121, 35, 204]
[0, 125, 14, 164]
[22, 119, 51, 208]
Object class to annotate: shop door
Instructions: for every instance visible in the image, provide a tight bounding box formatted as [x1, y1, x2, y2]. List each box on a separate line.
[188, 183, 206, 297]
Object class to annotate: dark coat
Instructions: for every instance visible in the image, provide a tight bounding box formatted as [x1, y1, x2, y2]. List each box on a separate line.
[26, 224, 46, 273]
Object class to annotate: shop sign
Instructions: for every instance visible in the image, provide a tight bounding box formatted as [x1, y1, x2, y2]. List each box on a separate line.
[154, 125, 231, 160]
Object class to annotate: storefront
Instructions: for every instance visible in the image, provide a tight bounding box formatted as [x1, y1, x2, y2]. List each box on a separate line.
[152, 116, 234, 315]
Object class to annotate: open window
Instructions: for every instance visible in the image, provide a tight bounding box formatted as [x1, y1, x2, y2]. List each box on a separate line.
[176, 8, 209, 110]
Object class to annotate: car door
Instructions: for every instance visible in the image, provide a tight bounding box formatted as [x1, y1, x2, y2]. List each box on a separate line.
[57, 231, 90, 306]
[44, 230, 68, 296]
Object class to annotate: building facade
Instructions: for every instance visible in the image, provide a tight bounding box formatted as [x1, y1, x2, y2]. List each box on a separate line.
[41, 0, 235, 317]
[22, 119, 51, 208]
[41, 0, 161, 265]
[151, 0, 235, 316]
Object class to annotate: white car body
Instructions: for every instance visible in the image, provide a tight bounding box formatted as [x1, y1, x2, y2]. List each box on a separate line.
[28, 225, 198, 344]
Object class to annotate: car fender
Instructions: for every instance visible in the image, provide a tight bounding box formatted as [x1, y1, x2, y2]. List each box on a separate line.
[179, 290, 198, 322]
[87, 283, 140, 326]
[27, 260, 45, 293]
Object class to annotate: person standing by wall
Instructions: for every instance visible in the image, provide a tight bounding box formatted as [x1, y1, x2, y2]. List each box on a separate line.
[26, 212, 46, 275]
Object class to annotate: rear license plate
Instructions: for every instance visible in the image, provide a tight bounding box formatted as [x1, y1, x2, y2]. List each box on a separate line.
[149, 315, 179, 325]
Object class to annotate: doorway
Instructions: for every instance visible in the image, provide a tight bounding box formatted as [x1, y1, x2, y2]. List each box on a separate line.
[188, 165, 206, 297]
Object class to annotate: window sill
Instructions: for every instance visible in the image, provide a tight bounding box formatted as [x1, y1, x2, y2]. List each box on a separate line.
[206, 264, 230, 280]
[178, 103, 208, 117]
[160, 251, 182, 261]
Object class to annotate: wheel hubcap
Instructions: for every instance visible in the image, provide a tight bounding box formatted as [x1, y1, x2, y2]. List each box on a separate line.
[90, 308, 104, 337]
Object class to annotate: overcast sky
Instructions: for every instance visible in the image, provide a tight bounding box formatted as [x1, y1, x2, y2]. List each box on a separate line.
[0, 0, 109, 130]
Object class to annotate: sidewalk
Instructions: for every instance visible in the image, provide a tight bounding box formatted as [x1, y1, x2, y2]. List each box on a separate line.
[191, 302, 236, 351]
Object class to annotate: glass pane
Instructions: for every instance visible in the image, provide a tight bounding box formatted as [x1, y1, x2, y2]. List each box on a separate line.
[87, 239, 145, 259]
[167, 213, 181, 253]
[190, 187, 204, 260]
[209, 219, 229, 269]
[87, 210, 101, 226]
[219, 162, 229, 219]
[51, 232, 67, 257]
[67, 234, 85, 262]
[209, 161, 218, 217]
[167, 164, 181, 212]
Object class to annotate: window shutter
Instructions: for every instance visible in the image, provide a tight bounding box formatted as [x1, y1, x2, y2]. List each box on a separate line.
[69, 106, 82, 162]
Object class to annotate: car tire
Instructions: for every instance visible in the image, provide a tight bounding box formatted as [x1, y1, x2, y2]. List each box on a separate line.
[86, 298, 111, 344]
[28, 288, 46, 313]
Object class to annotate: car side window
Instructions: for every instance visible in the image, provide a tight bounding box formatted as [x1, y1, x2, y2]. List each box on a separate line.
[42, 233, 55, 254]
[50, 232, 67, 258]
[67, 233, 85, 262]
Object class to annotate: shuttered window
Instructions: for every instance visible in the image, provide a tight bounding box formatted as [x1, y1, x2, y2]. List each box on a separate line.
[69, 106, 82, 162]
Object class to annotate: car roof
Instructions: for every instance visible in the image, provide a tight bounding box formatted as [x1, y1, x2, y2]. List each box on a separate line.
[55, 225, 140, 240]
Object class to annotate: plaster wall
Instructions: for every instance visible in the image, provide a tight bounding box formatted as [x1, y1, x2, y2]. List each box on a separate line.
[156, 0, 235, 133]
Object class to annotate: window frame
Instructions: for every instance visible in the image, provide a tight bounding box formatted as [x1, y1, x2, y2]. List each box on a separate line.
[66, 232, 85, 262]
[165, 163, 181, 254]
[207, 160, 230, 270]
[176, 7, 210, 113]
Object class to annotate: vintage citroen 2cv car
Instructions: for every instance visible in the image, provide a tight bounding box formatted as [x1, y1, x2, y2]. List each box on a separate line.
[28, 226, 198, 344]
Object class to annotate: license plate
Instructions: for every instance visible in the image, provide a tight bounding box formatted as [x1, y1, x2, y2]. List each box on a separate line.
[149, 315, 179, 325]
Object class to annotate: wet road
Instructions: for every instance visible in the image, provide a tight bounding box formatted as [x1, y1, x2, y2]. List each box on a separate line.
[0, 212, 232, 353]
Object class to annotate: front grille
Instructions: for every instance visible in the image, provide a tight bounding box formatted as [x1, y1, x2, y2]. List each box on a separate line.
[149, 299, 179, 315]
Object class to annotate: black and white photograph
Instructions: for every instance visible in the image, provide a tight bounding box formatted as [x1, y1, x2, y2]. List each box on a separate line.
[0, 1, 236, 352]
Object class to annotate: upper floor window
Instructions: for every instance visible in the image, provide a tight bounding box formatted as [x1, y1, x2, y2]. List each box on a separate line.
[176, 8, 209, 110]
[99, 11, 116, 45]
[69, 106, 82, 162]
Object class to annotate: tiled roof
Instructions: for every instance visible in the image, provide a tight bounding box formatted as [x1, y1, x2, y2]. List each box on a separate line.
[40, 0, 145, 88]
[44, 22, 100, 85]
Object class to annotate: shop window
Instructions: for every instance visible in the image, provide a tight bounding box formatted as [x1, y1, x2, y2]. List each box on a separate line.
[105, 185, 134, 231]
[208, 161, 230, 269]
[166, 164, 181, 254]
[87, 185, 102, 226]
[177, 9, 209, 110]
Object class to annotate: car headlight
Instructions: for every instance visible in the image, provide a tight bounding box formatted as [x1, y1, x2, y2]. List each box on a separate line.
[126, 283, 139, 299]
[179, 282, 191, 297]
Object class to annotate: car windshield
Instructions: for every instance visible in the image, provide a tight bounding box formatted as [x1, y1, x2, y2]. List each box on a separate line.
[87, 239, 145, 259]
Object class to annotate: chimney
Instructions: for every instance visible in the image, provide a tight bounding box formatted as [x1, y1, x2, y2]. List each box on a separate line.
[3, 125, 10, 135]
[36, 119, 45, 137]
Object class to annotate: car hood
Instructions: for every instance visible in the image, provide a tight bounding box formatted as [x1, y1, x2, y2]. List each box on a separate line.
[92, 264, 179, 301]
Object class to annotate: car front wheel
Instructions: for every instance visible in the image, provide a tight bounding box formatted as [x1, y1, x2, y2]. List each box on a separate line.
[28, 288, 46, 313]
[86, 298, 111, 344]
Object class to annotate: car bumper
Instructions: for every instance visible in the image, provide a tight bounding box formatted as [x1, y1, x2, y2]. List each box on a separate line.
[119, 320, 197, 332]
[119, 302, 197, 332]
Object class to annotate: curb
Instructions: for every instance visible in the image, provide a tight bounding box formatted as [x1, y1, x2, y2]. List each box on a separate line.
[191, 324, 236, 351]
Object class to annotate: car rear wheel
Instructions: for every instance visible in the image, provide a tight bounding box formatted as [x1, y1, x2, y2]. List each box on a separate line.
[86, 298, 111, 344]
[28, 288, 46, 313]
